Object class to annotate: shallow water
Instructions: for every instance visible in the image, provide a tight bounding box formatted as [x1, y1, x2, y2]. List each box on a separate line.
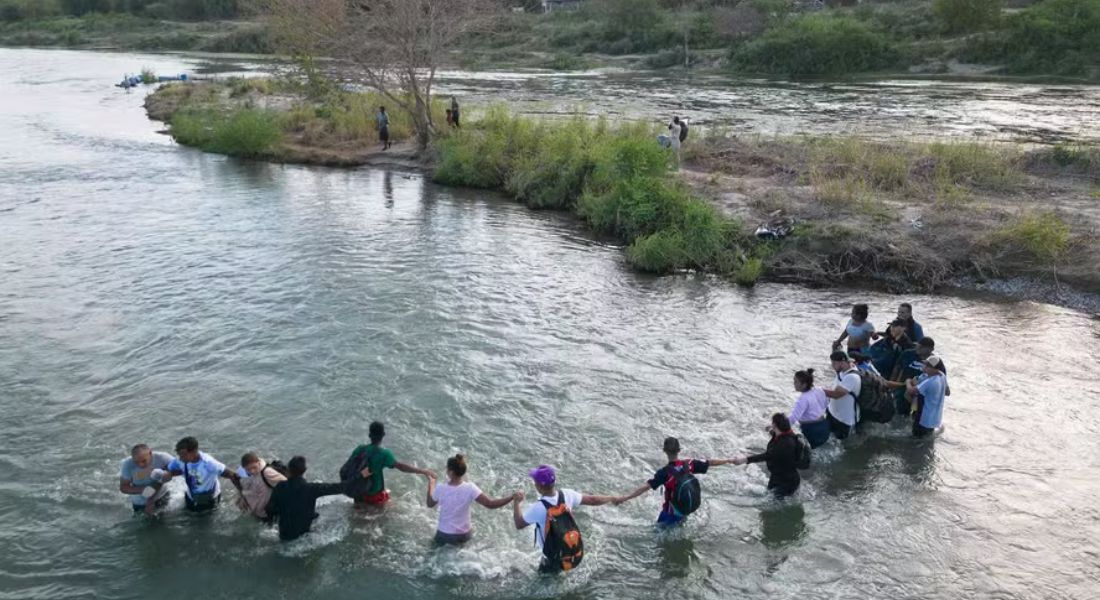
[2, 48, 1100, 600]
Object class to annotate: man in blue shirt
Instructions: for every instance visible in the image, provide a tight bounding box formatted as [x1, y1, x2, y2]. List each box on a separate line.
[119, 444, 173, 516]
[906, 356, 947, 438]
[164, 436, 241, 512]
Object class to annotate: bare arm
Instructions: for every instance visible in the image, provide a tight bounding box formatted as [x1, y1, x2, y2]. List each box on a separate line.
[426, 476, 437, 508]
[707, 458, 738, 467]
[580, 494, 616, 506]
[475, 491, 520, 510]
[613, 484, 651, 506]
[119, 478, 145, 495]
[512, 497, 528, 530]
[824, 386, 849, 399]
[395, 462, 437, 479]
[221, 468, 242, 491]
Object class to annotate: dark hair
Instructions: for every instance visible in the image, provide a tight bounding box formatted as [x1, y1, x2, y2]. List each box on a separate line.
[369, 421, 385, 443]
[131, 444, 150, 457]
[852, 304, 869, 320]
[663, 437, 681, 454]
[672, 116, 680, 124]
[918, 336, 935, 349]
[241, 452, 260, 466]
[794, 368, 815, 388]
[830, 350, 850, 362]
[771, 413, 792, 432]
[379, 106, 386, 112]
[288, 455, 307, 478]
[446, 454, 467, 477]
[175, 436, 198, 453]
[900, 302, 913, 311]
[890, 318, 907, 328]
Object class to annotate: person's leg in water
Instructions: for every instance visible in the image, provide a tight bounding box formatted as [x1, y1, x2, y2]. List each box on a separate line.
[355, 488, 390, 511]
[657, 509, 685, 528]
[433, 530, 472, 545]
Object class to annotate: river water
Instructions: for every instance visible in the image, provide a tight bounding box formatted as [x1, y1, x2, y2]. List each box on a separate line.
[2, 48, 1100, 600]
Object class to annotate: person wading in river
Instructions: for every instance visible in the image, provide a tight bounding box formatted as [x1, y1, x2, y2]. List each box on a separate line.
[426, 454, 521, 545]
[732, 413, 803, 497]
[119, 444, 173, 516]
[513, 464, 618, 574]
[834, 303, 877, 355]
[823, 351, 861, 439]
[790, 368, 831, 448]
[339, 421, 435, 508]
[268, 456, 372, 542]
[611, 437, 737, 527]
[235, 452, 287, 522]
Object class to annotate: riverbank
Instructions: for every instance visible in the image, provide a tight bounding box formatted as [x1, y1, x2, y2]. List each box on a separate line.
[144, 79, 1100, 312]
[0, 14, 269, 53]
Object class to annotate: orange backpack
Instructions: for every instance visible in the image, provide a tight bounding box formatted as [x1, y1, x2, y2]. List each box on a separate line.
[539, 491, 584, 572]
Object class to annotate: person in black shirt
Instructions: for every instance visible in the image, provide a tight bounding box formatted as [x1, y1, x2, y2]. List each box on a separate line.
[612, 437, 737, 526]
[267, 456, 370, 542]
[733, 413, 801, 497]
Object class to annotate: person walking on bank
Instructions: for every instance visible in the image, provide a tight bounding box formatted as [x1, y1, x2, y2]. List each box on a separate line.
[732, 413, 804, 497]
[376, 106, 391, 150]
[823, 351, 861, 440]
[339, 421, 435, 508]
[611, 437, 738, 527]
[513, 465, 618, 574]
[790, 368, 831, 448]
[426, 454, 521, 545]
[450, 96, 460, 128]
[668, 117, 683, 168]
[268, 456, 372, 542]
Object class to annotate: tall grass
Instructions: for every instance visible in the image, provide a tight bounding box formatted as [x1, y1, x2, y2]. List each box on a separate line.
[434, 111, 756, 277]
[991, 211, 1071, 263]
[732, 15, 897, 76]
[170, 108, 283, 159]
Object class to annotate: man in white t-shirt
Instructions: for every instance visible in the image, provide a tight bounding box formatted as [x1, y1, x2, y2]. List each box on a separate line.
[164, 436, 240, 513]
[824, 351, 861, 440]
[512, 464, 617, 574]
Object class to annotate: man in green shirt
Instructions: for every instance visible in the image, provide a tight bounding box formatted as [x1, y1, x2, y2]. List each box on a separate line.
[339, 421, 434, 507]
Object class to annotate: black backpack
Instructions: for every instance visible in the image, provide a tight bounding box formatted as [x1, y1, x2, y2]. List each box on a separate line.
[856, 369, 896, 424]
[338, 445, 375, 498]
[794, 434, 812, 470]
[667, 461, 701, 516]
[539, 491, 584, 572]
[259, 460, 288, 489]
[679, 121, 688, 143]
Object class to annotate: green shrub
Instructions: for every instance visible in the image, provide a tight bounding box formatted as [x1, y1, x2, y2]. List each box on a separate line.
[170, 108, 283, 159]
[960, 0, 1100, 76]
[932, 0, 1002, 34]
[732, 15, 897, 76]
[735, 257, 764, 286]
[992, 211, 1071, 262]
[923, 141, 1021, 189]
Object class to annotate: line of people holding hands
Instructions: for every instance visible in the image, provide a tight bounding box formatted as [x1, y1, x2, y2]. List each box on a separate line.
[118, 302, 947, 574]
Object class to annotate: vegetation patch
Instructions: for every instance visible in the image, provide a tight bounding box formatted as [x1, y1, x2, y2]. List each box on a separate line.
[731, 15, 897, 76]
[990, 211, 1072, 263]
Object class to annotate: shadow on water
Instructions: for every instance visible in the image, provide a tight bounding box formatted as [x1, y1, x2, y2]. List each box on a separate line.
[759, 502, 807, 576]
[658, 535, 698, 579]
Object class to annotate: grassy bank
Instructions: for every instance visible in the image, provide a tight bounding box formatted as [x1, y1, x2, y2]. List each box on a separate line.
[146, 80, 1099, 299]
[0, 13, 270, 52]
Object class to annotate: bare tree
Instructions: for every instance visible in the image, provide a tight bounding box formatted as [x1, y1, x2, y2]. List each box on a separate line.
[259, 0, 501, 151]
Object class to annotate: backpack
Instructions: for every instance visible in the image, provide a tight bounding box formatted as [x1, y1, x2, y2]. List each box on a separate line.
[539, 491, 584, 572]
[666, 461, 701, 516]
[338, 445, 375, 498]
[794, 434, 812, 470]
[856, 369, 896, 423]
[259, 460, 288, 490]
[679, 121, 689, 143]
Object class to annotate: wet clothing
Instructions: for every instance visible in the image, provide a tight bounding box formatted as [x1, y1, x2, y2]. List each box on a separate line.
[267, 477, 349, 541]
[799, 417, 831, 448]
[871, 332, 913, 376]
[236, 462, 286, 520]
[340, 444, 397, 500]
[844, 319, 876, 353]
[829, 368, 861, 428]
[167, 451, 227, 511]
[893, 352, 947, 415]
[434, 530, 472, 545]
[431, 480, 482, 536]
[119, 451, 173, 508]
[648, 459, 709, 521]
[901, 318, 924, 344]
[913, 372, 947, 434]
[746, 432, 801, 496]
[790, 387, 829, 424]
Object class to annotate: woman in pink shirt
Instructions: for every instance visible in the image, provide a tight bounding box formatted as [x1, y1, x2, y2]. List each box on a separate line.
[790, 368, 831, 448]
[426, 454, 521, 545]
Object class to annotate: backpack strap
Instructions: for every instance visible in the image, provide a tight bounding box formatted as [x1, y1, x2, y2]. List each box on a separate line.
[259, 465, 275, 490]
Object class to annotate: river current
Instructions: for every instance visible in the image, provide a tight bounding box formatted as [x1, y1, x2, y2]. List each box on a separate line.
[1, 49, 1099, 600]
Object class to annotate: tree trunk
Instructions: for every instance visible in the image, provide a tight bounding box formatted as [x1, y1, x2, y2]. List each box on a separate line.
[413, 94, 433, 153]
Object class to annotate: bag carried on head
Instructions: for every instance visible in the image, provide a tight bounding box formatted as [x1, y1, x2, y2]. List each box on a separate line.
[794, 434, 812, 470]
[856, 370, 896, 423]
[540, 491, 584, 572]
[667, 461, 701, 516]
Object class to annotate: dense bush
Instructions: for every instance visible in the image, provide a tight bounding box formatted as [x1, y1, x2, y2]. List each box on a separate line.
[434, 111, 751, 275]
[932, 0, 1002, 34]
[170, 108, 282, 158]
[732, 15, 897, 76]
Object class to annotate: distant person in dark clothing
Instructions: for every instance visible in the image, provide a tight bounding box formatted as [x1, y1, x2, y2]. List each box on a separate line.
[376, 106, 391, 150]
[267, 456, 371, 542]
[450, 96, 460, 128]
[734, 413, 802, 497]
[896, 302, 924, 343]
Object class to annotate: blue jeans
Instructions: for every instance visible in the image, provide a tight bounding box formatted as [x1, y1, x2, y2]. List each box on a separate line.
[799, 418, 831, 448]
[657, 509, 685, 527]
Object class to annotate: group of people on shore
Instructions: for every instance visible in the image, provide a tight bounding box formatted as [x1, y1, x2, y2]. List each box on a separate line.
[118, 302, 946, 573]
[375, 97, 461, 151]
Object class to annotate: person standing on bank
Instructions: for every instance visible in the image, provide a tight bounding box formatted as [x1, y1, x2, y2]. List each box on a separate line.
[611, 437, 738, 527]
[450, 96, 460, 128]
[164, 436, 241, 513]
[823, 351, 861, 440]
[668, 117, 683, 168]
[119, 444, 173, 516]
[790, 368, 831, 448]
[732, 413, 803, 497]
[376, 106, 391, 150]
[426, 454, 521, 545]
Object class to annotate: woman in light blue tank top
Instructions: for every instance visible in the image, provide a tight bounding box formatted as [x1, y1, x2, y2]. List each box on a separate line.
[833, 303, 876, 354]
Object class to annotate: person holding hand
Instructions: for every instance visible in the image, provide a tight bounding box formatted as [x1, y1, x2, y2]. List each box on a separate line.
[731, 413, 802, 497]
[426, 454, 521, 545]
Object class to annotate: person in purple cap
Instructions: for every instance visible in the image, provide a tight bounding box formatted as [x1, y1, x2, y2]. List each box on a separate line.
[512, 464, 617, 574]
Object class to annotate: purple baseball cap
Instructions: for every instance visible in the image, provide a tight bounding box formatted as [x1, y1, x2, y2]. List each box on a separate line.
[528, 464, 556, 486]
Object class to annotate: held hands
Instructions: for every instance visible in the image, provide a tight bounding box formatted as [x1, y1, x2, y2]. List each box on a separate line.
[511, 491, 524, 503]
[611, 496, 628, 506]
[359, 466, 373, 479]
[423, 470, 438, 480]
[732, 456, 747, 466]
